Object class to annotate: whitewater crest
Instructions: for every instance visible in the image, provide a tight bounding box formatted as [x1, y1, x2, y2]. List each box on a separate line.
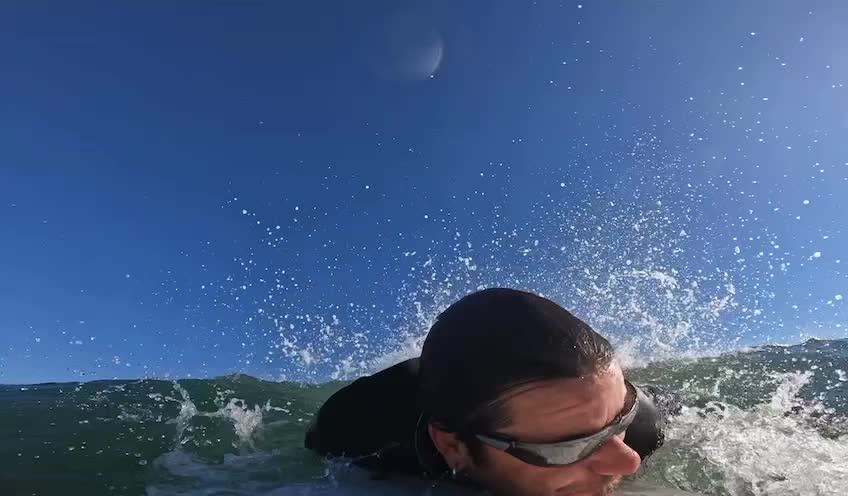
[657, 371, 848, 496]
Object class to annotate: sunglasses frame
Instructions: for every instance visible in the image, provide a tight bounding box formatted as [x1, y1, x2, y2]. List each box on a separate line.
[474, 380, 641, 467]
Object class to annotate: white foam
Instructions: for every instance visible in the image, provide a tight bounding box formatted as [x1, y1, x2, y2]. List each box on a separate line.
[165, 382, 278, 451]
[663, 372, 848, 495]
[170, 383, 199, 443]
[209, 398, 265, 448]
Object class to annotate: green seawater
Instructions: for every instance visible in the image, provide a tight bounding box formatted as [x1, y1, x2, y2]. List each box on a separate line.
[2, 339, 846, 496]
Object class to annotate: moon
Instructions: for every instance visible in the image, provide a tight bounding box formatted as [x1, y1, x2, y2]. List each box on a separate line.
[370, 11, 444, 81]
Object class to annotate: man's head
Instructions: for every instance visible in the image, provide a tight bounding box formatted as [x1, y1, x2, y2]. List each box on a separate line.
[419, 288, 641, 496]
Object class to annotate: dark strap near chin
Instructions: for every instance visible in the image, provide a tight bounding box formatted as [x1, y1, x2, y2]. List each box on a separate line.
[624, 384, 680, 460]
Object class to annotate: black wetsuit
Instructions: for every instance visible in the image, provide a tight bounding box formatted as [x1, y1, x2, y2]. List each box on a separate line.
[304, 358, 675, 479]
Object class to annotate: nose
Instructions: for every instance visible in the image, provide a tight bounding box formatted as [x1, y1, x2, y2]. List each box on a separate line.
[583, 435, 642, 476]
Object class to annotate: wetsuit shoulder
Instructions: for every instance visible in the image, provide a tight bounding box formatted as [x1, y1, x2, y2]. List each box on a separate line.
[304, 358, 425, 475]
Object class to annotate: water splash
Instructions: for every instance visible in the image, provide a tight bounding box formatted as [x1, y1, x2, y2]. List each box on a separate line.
[171, 382, 200, 443]
[210, 398, 265, 448]
[660, 371, 848, 495]
[191, 131, 795, 385]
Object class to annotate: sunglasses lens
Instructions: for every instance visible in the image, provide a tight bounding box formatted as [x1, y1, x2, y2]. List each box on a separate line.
[481, 382, 642, 467]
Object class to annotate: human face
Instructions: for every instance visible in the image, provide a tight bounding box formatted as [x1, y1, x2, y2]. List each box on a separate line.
[474, 379, 638, 466]
[430, 364, 641, 496]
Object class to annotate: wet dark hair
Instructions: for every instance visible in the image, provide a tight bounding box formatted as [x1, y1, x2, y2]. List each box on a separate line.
[418, 288, 614, 463]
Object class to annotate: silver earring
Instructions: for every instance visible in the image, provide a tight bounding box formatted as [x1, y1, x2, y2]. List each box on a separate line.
[451, 467, 457, 478]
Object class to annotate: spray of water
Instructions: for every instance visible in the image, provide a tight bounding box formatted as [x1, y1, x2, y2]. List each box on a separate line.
[149, 128, 844, 494]
[650, 371, 848, 496]
[191, 132, 793, 384]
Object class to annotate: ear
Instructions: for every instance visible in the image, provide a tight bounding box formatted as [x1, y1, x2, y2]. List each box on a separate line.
[428, 422, 471, 471]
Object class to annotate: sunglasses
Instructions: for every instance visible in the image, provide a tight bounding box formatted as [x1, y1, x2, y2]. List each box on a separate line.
[474, 380, 640, 467]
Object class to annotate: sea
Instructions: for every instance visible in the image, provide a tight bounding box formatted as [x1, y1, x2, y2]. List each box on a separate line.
[1, 338, 846, 496]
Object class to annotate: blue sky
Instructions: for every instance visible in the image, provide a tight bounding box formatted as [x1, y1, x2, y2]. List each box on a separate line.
[1, 1, 846, 384]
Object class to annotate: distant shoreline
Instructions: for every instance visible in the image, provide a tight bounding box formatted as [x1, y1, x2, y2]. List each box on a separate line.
[3, 337, 845, 387]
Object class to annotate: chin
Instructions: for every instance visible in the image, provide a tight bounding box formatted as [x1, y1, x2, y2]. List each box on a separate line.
[557, 477, 621, 496]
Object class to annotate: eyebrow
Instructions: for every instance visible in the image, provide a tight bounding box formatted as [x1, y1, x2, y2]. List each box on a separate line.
[501, 382, 635, 443]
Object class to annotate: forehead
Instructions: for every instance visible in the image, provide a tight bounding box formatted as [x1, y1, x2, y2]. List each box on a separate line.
[497, 365, 627, 442]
